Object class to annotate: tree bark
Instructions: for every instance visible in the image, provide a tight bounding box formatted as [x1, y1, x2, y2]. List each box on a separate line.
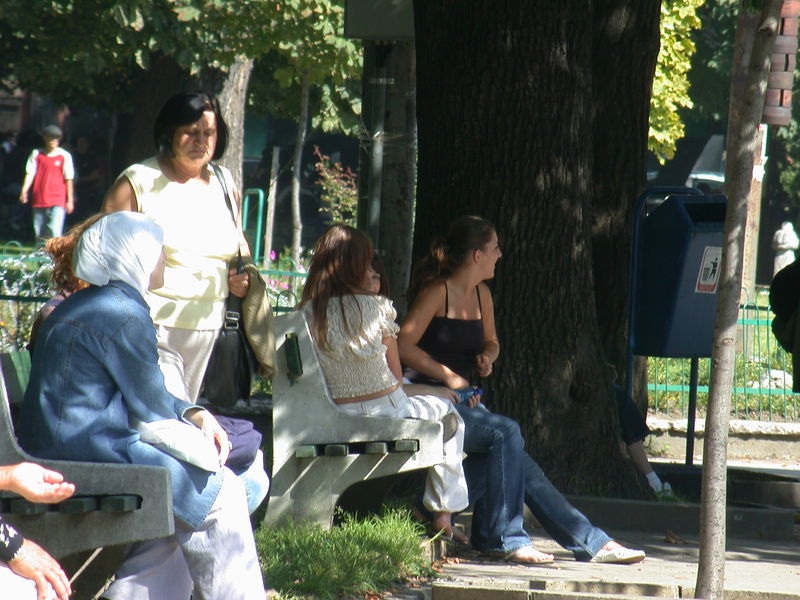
[696, 3, 782, 599]
[213, 57, 254, 193]
[290, 73, 311, 268]
[591, 0, 662, 371]
[413, 0, 657, 495]
[263, 146, 281, 267]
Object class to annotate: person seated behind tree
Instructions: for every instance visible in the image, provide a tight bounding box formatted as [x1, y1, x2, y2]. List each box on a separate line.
[298, 224, 470, 541]
[18, 211, 265, 600]
[398, 215, 645, 565]
[0, 462, 75, 600]
[608, 365, 672, 497]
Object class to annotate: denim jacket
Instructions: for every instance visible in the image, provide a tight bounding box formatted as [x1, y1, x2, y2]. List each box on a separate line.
[18, 280, 222, 529]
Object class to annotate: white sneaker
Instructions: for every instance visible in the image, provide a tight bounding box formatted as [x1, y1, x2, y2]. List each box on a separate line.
[591, 547, 646, 564]
[656, 481, 676, 499]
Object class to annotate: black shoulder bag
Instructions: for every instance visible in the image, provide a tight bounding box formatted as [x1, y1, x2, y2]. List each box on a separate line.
[202, 164, 256, 408]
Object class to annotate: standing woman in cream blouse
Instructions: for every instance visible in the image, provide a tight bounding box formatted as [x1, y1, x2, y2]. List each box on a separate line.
[300, 224, 470, 541]
[103, 91, 250, 404]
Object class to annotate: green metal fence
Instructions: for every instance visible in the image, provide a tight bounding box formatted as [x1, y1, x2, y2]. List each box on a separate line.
[3, 247, 799, 421]
[647, 293, 798, 421]
[0, 247, 308, 348]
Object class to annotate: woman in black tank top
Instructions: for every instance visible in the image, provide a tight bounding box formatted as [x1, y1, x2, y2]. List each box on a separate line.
[399, 216, 645, 565]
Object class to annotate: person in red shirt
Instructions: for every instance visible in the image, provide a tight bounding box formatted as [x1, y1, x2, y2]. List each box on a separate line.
[19, 125, 75, 243]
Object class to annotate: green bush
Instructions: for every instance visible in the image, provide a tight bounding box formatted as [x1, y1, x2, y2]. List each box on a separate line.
[256, 509, 433, 600]
[0, 253, 52, 351]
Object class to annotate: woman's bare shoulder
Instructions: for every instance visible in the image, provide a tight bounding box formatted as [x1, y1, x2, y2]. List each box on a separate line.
[409, 279, 447, 314]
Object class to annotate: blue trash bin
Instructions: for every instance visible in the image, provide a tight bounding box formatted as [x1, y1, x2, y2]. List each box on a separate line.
[633, 194, 727, 358]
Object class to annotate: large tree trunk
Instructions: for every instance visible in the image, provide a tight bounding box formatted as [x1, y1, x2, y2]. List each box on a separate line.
[591, 1, 662, 407]
[211, 57, 254, 192]
[414, 0, 653, 495]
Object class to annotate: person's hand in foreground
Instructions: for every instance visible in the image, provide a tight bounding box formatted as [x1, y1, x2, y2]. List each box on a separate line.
[8, 539, 72, 600]
[0, 463, 74, 599]
[0, 463, 75, 504]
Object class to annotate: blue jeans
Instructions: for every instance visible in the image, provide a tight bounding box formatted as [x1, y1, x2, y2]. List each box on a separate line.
[234, 449, 270, 514]
[457, 403, 612, 560]
[32, 205, 65, 241]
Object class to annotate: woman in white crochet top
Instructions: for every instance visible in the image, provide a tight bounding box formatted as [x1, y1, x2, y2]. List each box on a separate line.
[299, 224, 469, 541]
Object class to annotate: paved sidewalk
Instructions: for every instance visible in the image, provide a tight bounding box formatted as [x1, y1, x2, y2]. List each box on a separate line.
[383, 527, 800, 599]
[382, 454, 800, 599]
[426, 527, 800, 599]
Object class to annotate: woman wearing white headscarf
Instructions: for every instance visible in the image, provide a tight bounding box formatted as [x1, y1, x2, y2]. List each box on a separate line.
[18, 211, 265, 600]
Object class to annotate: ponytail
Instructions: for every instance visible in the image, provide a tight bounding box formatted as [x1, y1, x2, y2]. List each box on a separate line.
[407, 215, 495, 304]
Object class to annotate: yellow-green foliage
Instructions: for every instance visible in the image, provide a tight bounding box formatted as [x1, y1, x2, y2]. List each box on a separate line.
[649, 0, 706, 163]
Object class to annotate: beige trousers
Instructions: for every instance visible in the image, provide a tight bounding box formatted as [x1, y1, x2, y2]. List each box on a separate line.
[154, 325, 218, 403]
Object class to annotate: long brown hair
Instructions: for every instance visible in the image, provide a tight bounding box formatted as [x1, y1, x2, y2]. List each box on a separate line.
[407, 215, 496, 304]
[371, 252, 390, 297]
[299, 224, 374, 349]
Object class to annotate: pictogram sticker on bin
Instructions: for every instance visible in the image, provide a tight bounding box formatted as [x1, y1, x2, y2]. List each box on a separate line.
[695, 246, 722, 294]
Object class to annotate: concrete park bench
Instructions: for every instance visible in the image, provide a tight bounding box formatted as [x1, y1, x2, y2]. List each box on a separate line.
[0, 353, 173, 598]
[264, 310, 446, 527]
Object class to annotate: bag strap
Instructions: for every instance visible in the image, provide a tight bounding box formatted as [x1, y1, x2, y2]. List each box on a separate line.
[210, 162, 244, 275]
[211, 162, 236, 224]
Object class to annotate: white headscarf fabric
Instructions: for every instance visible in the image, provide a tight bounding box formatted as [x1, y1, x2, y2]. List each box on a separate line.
[74, 211, 164, 295]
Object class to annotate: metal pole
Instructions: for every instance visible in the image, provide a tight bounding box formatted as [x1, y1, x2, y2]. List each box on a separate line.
[366, 62, 388, 246]
[242, 189, 265, 264]
[686, 356, 699, 466]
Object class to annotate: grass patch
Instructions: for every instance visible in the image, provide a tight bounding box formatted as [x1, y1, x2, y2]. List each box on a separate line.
[256, 508, 435, 600]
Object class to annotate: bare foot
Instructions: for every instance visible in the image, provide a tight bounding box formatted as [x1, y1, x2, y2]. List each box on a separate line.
[430, 512, 470, 544]
[486, 546, 554, 564]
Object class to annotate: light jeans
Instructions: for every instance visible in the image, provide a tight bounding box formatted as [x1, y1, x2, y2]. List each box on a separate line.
[239, 449, 270, 514]
[32, 206, 65, 241]
[104, 468, 265, 600]
[337, 387, 469, 513]
[458, 403, 612, 559]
